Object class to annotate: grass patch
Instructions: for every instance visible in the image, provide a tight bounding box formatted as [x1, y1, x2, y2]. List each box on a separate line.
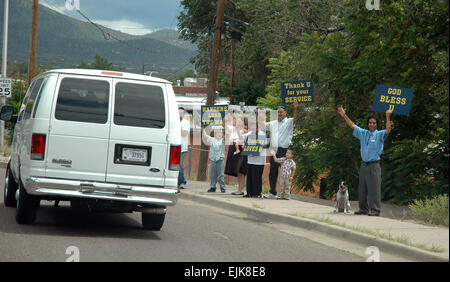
[286, 212, 445, 253]
[252, 203, 265, 210]
[1, 145, 10, 157]
[262, 185, 270, 195]
[408, 194, 449, 227]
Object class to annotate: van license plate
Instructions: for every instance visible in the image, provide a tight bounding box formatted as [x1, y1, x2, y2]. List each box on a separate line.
[122, 148, 148, 163]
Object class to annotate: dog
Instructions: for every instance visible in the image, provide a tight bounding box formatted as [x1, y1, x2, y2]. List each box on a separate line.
[334, 181, 351, 213]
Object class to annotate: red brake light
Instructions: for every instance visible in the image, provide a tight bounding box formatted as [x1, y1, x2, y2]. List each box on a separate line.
[101, 71, 123, 76]
[169, 145, 181, 170]
[31, 134, 46, 160]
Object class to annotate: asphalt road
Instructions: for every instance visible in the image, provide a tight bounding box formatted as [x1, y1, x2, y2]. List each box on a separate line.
[0, 167, 364, 262]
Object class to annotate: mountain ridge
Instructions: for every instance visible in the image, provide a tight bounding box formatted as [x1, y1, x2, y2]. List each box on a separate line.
[0, 0, 196, 74]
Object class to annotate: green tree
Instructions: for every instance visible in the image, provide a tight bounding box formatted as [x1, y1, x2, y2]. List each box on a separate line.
[79, 54, 121, 70]
[4, 79, 27, 144]
[259, 0, 449, 203]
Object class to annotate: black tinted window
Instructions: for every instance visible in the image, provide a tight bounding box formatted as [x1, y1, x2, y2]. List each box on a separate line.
[55, 78, 109, 124]
[114, 83, 165, 128]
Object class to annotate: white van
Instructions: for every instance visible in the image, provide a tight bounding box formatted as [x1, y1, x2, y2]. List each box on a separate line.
[1, 69, 181, 230]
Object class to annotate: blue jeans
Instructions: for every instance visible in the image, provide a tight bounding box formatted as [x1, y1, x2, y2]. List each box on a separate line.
[178, 151, 187, 186]
[210, 159, 225, 190]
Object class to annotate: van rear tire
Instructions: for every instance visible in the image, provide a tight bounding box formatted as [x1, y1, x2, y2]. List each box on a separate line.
[142, 212, 165, 231]
[16, 181, 40, 224]
[4, 162, 18, 207]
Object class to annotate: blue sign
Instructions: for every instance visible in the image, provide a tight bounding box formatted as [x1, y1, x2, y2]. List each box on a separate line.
[373, 85, 413, 116]
[241, 134, 264, 156]
[281, 80, 314, 104]
[201, 105, 228, 127]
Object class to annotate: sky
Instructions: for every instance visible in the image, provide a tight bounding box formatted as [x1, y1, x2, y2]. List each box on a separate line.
[40, 0, 183, 35]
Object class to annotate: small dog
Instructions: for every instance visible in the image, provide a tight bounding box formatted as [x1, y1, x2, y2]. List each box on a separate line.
[334, 181, 351, 213]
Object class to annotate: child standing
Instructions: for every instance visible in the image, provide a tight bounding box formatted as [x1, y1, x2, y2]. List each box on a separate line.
[270, 149, 296, 200]
[203, 127, 226, 193]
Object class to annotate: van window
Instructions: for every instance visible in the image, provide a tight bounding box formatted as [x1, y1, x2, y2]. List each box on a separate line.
[22, 78, 44, 120]
[17, 81, 34, 122]
[31, 77, 48, 118]
[55, 78, 110, 124]
[114, 82, 165, 128]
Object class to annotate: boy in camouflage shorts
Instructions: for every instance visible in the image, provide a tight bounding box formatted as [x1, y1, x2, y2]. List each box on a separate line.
[270, 149, 296, 200]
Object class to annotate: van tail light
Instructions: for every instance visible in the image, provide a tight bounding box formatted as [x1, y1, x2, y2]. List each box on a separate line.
[31, 134, 46, 160]
[169, 145, 181, 170]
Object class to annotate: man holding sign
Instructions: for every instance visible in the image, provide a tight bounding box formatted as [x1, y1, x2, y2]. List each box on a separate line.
[337, 107, 392, 216]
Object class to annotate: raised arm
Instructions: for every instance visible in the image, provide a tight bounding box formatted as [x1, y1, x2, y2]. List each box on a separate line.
[385, 109, 392, 136]
[202, 128, 210, 143]
[270, 150, 279, 163]
[293, 101, 299, 124]
[337, 107, 355, 130]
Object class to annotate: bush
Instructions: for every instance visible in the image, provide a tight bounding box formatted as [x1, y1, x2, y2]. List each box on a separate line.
[409, 194, 449, 227]
[382, 138, 449, 205]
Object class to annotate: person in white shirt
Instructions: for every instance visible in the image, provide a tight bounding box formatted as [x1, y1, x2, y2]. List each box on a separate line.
[264, 102, 299, 199]
[178, 107, 190, 189]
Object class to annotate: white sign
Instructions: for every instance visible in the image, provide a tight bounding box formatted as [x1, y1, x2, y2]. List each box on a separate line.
[0, 78, 12, 98]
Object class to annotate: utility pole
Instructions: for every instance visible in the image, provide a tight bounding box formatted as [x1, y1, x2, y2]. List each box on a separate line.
[197, 0, 226, 181]
[1, 0, 9, 151]
[206, 0, 226, 105]
[28, 0, 39, 86]
[230, 38, 235, 105]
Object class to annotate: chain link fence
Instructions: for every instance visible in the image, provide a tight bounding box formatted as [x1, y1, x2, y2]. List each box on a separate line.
[184, 145, 239, 186]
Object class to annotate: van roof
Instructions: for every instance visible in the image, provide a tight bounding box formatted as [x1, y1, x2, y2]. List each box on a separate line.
[41, 69, 172, 84]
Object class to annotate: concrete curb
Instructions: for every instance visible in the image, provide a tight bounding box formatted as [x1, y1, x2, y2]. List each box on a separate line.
[179, 191, 448, 262]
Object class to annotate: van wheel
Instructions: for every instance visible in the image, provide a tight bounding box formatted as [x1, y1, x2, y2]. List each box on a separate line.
[16, 181, 40, 224]
[4, 162, 18, 207]
[142, 212, 165, 231]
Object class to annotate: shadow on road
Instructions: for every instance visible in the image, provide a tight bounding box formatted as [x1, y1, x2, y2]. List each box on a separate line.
[0, 202, 161, 240]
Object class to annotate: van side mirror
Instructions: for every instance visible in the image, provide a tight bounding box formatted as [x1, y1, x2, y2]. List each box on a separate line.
[0, 105, 17, 123]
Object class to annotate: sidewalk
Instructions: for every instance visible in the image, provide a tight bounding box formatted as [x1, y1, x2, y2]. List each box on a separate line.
[179, 180, 449, 262]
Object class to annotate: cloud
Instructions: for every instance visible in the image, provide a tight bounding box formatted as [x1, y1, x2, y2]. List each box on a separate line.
[93, 19, 156, 36]
[40, 0, 181, 32]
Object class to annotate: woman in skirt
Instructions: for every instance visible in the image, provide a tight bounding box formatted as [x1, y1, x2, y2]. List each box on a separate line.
[224, 112, 248, 195]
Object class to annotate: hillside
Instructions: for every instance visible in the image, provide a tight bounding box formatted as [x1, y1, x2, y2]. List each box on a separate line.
[0, 0, 197, 74]
[144, 29, 197, 51]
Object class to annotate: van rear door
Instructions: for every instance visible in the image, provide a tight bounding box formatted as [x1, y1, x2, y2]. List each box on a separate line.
[46, 75, 112, 182]
[105, 79, 168, 187]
